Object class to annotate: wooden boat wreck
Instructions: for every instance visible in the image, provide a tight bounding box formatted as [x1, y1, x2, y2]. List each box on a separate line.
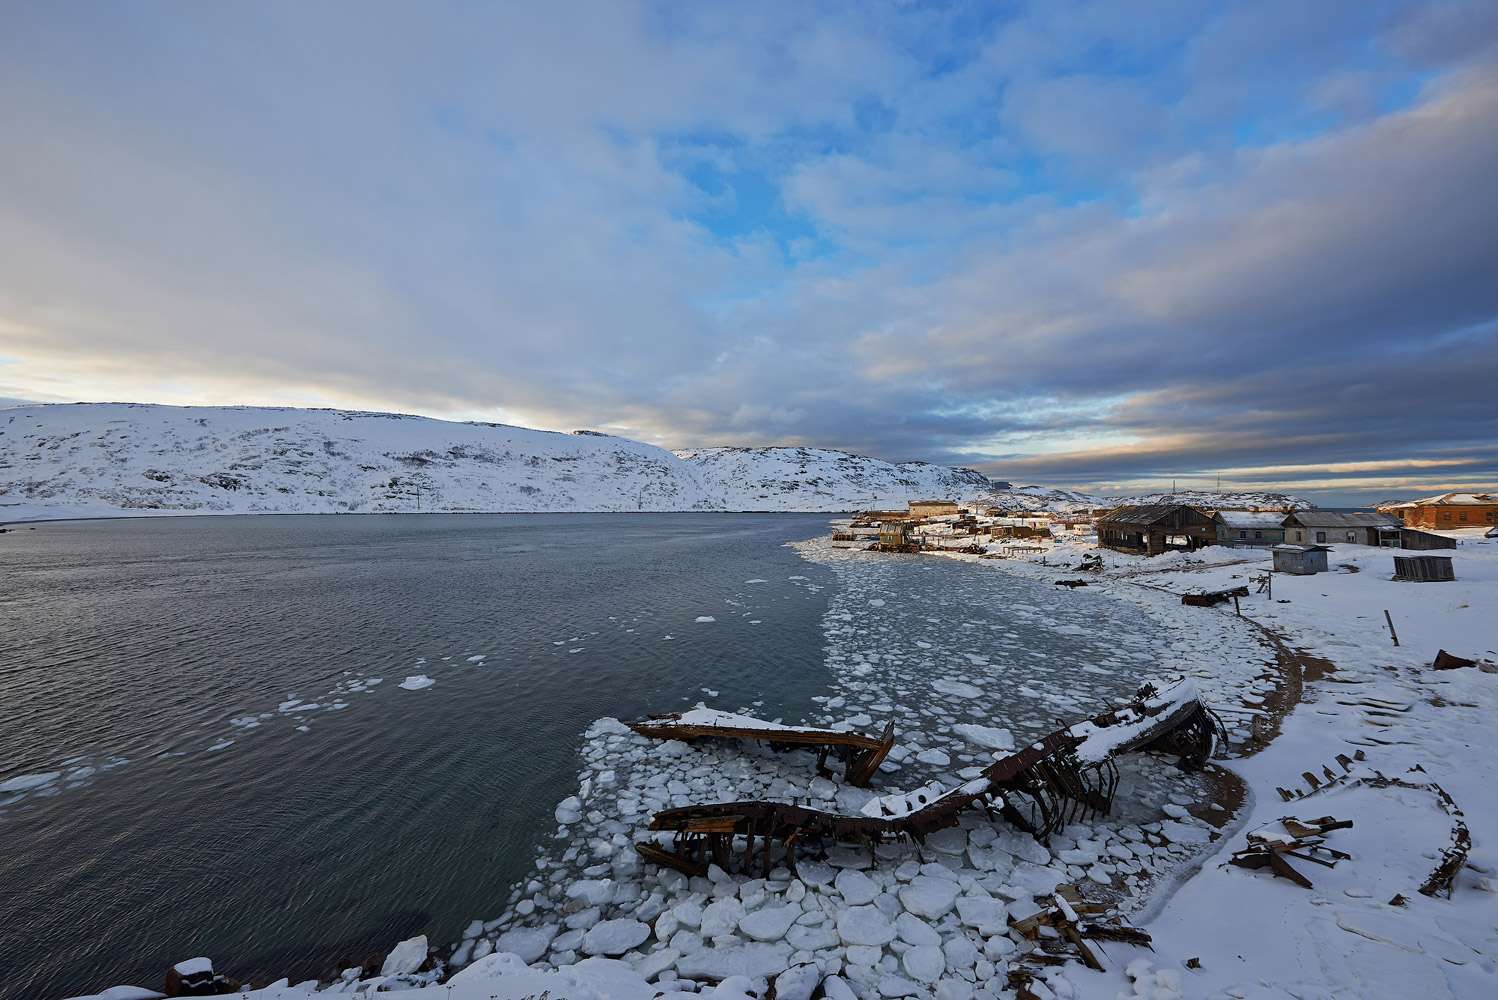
[635, 679, 1223, 878]
[626, 706, 896, 787]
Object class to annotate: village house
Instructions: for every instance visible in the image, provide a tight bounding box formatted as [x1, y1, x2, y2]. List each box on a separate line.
[1213, 510, 1286, 546]
[1280, 511, 1404, 547]
[907, 499, 961, 518]
[1095, 504, 1215, 556]
[1376, 492, 1498, 530]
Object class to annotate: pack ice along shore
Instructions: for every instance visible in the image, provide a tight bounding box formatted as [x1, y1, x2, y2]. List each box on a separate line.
[0, 402, 1310, 523]
[61, 504, 1498, 1000]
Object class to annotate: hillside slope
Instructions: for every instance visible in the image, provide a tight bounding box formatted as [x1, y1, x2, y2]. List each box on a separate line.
[0, 404, 723, 517]
[0, 404, 999, 519]
[675, 446, 993, 512]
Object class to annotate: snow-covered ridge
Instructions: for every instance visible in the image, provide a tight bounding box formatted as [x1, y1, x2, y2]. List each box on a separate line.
[0, 403, 723, 517]
[0, 404, 997, 519]
[674, 446, 992, 512]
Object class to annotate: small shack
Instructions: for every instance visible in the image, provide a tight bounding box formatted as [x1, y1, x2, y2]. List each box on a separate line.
[1400, 528, 1458, 551]
[877, 520, 919, 552]
[1393, 554, 1455, 582]
[1273, 544, 1330, 575]
[1096, 504, 1215, 556]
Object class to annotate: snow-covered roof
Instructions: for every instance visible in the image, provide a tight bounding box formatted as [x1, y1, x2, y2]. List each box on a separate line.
[1214, 510, 1286, 529]
[1283, 511, 1402, 528]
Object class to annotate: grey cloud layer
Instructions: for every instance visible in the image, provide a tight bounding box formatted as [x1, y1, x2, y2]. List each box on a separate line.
[0, 1, 1494, 498]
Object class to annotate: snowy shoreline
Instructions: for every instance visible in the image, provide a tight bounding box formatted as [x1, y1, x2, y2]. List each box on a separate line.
[67, 526, 1498, 1000]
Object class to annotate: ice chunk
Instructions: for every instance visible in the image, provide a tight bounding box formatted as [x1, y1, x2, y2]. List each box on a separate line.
[495, 925, 558, 964]
[932, 680, 983, 699]
[582, 919, 650, 956]
[398, 675, 436, 691]
[738, 905, 799, 942]
[837, 905, 896, 946]
[898, 876, 959, 919]
[695, 616, 717, 623]
[676, 943, 795, 980]
[835, 868, 879, 905]
[380, 935, 428, 976]
[902, 945, 946, 983]
[952, 725, 1015, 752]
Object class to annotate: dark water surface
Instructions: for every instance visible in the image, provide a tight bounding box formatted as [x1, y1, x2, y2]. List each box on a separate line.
[0, 514, 836, 1000]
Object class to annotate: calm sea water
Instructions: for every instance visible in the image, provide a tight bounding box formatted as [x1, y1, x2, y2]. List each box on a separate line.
[0, 514, 837, 1000]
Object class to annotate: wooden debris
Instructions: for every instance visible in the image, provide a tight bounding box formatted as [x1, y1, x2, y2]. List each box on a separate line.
[1181, 586, 1250, 607]
[637, 680, 1222, 874]
[1227, 815, 1353, 889]
[626, 709, 896, 787]
[1008, 887, 1151, 973]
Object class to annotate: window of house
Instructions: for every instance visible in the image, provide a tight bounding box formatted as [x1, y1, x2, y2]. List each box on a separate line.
[1239, 530, 1246, 538]
[1443, 512, 1451, 520]
[1346, 531, 1355, 542]
[1459, 512, 1467, 521]
[1316, 531, 1326, 543]
[1255, 530, 1263, 539]
[1295, 530, 1303, 541]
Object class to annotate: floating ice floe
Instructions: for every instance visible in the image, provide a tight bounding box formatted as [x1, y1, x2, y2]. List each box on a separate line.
[399, 674, 437, 691]
[695, 616, 717, 622]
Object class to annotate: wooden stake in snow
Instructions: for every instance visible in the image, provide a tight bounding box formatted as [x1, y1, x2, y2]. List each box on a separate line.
[1384, 610, 1400, 646]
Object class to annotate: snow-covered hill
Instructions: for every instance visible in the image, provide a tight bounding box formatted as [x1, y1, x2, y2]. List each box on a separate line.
[1107, 489, 1314, 510]
[0, 404, 723, 518]
[975, 485, 1108, 513]
[0, 404, 998, 520]
[675, 446, 992, 512]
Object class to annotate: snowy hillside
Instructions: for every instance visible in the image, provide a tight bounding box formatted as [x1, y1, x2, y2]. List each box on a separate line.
[975, 484, 1107, 513]
[1107, 489, 1314, 510]
[0, 404, 1000, 520]
[675, 446, 993, 512]
[0, 403, 723, 518]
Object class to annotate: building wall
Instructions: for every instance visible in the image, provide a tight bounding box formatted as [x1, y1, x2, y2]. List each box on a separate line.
[1400, 505, 1498, 530]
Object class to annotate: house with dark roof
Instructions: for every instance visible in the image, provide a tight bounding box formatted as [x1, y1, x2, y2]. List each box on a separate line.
[1213, 510, 1285, 546]
[1280, 511, 1403, 547]
[1096, 504, 1215, 556]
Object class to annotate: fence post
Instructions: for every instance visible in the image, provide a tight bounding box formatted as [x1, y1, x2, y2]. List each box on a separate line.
[1383, 610, 1400, 647]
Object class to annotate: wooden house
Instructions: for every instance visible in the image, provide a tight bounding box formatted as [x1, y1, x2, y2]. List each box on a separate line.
[1095, 504, 1215, 556]
[1272, 544, 1329, 575]
[1281, 511, 1403, 547]
[1213, 510, 1285, 546]
[908, 500, 961, 518]
[1376, 492, 1498, 531]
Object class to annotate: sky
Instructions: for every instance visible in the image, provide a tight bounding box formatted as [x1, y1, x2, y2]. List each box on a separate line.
[1, 1, 1495, 505]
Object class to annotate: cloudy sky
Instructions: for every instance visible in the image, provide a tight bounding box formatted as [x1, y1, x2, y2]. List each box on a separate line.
[1, 1, 1495, 503]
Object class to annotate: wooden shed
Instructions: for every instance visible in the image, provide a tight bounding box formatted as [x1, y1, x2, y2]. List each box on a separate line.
[1096, 504, 1215, 556]
[1272, 544, 1330, 575]
[1393, 554, 1455, 582]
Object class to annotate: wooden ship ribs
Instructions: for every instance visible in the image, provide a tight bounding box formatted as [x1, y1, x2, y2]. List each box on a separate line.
[635, 680, 1222, 878]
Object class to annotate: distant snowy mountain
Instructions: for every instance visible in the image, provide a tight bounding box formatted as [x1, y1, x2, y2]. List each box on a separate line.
[1107, 489, 1313, 510]
[0, 403, 723, 517]
[675, 446, 992, 512]
[0, 404, 996, 519]
[974, 485, 1107, 513]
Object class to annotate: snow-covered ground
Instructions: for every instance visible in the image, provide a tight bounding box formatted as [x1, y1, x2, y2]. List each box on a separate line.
[65, 525, 1497, 1000]
[0, 404, 1002, 521]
